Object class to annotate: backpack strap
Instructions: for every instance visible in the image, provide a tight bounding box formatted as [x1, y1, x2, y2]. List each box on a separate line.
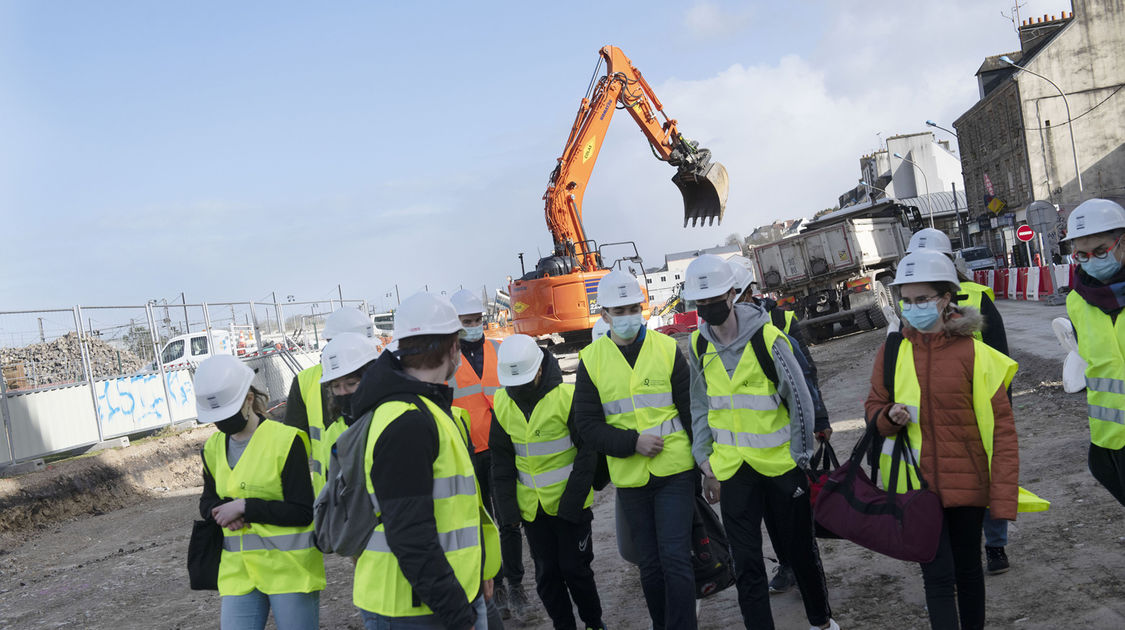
[750, 327, 779, 387]
[694, 331, 709, 371]
[770, 308, 785, 332]
[882, 332, 903, 402]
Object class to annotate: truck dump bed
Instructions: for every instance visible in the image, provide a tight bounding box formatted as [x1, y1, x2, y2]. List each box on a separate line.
[754, 217, 907, 291]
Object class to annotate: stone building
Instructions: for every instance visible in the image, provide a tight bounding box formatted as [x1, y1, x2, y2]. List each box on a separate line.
[954, 1, 1125, 264]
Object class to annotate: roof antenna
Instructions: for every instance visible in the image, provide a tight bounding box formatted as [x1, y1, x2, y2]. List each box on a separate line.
[1001, 1, 1027, 34]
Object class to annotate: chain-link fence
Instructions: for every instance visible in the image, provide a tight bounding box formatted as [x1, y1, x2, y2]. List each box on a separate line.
[0, 297, 370, 467]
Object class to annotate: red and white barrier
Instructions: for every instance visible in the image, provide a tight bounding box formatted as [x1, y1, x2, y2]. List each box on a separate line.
[973, 264, 1076, 301]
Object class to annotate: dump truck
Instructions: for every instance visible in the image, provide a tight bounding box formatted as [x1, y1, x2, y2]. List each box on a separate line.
[751, 216, 911, 343]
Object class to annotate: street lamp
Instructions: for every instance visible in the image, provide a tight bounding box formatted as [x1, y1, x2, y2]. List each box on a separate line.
[925, 120, 958, 137]
[999, 55, 1083, 194]
[893, 152, 933, 227]
[859, 180, 890, 199]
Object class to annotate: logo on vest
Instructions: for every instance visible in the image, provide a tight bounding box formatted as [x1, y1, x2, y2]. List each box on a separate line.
[642, 377, 668, 387]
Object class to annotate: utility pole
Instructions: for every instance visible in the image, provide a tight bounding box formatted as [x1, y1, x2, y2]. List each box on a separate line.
[272, 291, 285, 339]
[395, 284, 401, 306]
[338, 283, 344, 304]
[181, 292, 190, 333]
[38, 318, 45, 343]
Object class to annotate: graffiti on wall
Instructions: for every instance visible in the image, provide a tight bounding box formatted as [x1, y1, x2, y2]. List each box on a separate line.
[95, 369, 197, 432]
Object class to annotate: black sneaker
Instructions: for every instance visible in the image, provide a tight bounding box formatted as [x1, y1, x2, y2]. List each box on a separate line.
[985, 546, 1010, 575]
[768, 564, 796, 594]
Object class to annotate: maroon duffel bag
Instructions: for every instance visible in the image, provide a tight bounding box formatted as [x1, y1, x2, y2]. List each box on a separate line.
[813, 421, 943, 563]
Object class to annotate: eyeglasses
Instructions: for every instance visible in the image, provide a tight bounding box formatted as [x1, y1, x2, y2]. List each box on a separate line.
[1072, 235, 1123, 263]
[899, 295, 940, 310]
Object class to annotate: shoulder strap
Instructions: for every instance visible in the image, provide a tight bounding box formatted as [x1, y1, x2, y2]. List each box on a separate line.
[883, 332, 903, 402]
[750, 327, 779, 387]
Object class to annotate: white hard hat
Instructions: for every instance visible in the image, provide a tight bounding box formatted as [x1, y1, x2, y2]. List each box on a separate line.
[907, 228, 953, 255]
[1062, 198, 1125, 241]
[392, 292, 462, 340]
[683, 254, 735, 301]
[193, 355, 255, 424]
[727, 257, 754, 293]
[319, 332, 380, 384]
[323, 307, 375, 341]
[596, 269, 645, 309]
[892, 250, 961, 287]
[450, 289, 485, 316]
[592, 318, 610, 338]
[497, 334, 544, 387]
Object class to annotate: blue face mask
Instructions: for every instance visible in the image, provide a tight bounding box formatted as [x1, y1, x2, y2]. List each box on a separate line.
[461, 325, 484, 342]
[1081, 255, 1123, 283]
[901, 302, 941, 331]
[610, 313, 644, 340]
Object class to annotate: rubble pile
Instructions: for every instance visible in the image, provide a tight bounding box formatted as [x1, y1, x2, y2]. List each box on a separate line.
[1, 333, 145, 388]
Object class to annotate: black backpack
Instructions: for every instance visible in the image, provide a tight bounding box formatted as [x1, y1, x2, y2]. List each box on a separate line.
[690, 494, 736, 598]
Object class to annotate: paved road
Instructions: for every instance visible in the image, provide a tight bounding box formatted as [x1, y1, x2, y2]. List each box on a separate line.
[994, 299, 1070, 362]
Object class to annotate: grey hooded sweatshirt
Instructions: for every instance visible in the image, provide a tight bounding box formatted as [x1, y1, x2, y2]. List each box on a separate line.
[688, 302, 815, 471]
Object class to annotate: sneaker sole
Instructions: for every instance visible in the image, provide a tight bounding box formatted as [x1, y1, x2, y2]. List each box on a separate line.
[987, 566, 1011, 575]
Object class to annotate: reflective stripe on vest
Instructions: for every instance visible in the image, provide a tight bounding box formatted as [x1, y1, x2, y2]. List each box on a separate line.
[1068, 290, 1125, 449]
[354, 396, 498, 615]
[578, 331, 693, 488]
[202, 420, 325, 596]
[493, 384, 592, 521]
[691, 325, 794, 479]
[450, 339, 501, 454]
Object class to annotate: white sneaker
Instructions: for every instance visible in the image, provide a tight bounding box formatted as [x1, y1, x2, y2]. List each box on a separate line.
[809, 620, 840, 630]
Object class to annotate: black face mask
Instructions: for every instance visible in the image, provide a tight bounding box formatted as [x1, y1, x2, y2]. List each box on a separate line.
[507, 381, 538, 401]
[335, 393, 356, 425]
[697, 300, 732, 326]
[214, 410, 249, 435]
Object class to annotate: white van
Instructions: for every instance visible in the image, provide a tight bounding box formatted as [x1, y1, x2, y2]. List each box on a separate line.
[159, 331, 233, 369]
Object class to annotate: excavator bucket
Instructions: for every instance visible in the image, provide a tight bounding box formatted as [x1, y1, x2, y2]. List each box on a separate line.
[673, 159, 729, 227]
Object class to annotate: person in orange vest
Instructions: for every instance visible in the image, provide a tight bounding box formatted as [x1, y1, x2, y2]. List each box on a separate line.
[449, 288, 532, 623]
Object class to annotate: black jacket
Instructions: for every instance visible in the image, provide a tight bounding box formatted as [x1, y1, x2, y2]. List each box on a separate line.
[573, 328, 694, 460]
[349, 351, 477, 630]
[489, 350, 597, 525]
[281, 374, 332, 435]
[198, 418, 314, 527]
[977, 294, 1009, 356]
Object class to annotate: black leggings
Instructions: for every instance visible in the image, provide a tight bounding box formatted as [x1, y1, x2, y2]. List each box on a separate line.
[1089, 443, 1125, 506]
[920, 506, 986, 630]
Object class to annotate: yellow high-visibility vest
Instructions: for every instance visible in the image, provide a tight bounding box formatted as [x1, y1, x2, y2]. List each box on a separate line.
[692, 324, 794, 480]
[578, 331, 693, 488]
[494, 383, 593, 521]
[203, 420, 325, 596]
[1067, 290, 1125, 450]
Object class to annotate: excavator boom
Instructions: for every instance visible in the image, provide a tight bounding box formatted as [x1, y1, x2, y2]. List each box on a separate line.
[511, 45, 729, 339]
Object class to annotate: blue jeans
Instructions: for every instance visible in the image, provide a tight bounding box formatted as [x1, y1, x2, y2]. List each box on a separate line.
[220, 589, 319, 630]
[361, 596, 488, 629]
[982, 508, 1008, 547]
[616, 470, 697, 630]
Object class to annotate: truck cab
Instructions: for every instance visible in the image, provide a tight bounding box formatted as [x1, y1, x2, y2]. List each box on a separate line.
[159, 331, 233, 369]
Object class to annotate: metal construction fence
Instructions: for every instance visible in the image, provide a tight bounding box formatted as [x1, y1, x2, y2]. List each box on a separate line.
[0, 297, 376, 468]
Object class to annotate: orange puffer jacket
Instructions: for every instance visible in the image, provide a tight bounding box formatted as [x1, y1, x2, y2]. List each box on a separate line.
[864, 307, 1019, 520]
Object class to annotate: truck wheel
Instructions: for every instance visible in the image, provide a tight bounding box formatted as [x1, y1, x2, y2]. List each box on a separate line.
[854, 309, 874, 331]
[807, 323, 833, 344]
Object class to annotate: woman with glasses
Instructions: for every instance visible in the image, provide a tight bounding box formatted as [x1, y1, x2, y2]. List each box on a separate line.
[1062, 198, 1125, 506]
[865, 250, 1019, 630]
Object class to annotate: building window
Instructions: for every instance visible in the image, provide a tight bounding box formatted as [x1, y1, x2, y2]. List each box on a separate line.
[660, 275, 666, 282]
[674, 274, 681, 280]
[646, 278, 652, 284]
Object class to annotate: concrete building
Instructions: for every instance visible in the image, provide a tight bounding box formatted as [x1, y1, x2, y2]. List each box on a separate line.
[954, 1, 1125, 264]
[643, 244, 743, 306]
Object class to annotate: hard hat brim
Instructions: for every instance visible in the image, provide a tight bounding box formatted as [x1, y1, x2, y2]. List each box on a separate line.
[196, 366, 255, 424]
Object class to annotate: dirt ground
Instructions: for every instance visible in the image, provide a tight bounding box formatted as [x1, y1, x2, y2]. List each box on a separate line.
[2, 301, 1124, 629]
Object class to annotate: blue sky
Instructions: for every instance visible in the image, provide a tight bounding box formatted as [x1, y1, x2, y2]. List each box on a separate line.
[1, 0, 1067, 311]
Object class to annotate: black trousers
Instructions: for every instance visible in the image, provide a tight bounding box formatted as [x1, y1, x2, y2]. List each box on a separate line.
[1089, 442, 1125, 506]
[720, 463, 832, 629]
[474, 450, 525, 587]
[920, 506, 986, 630]
[523, 508, 603, 630]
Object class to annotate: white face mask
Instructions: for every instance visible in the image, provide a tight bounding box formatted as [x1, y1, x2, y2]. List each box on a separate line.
[461, 325, 484, 342]
[445, 347, 462, 381]
[610, 313, 644, 340]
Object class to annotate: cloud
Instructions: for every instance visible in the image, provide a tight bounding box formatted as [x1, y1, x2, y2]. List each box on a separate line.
[684, 1, 753, 40]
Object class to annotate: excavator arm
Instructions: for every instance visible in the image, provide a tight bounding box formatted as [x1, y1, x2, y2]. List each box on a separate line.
[543, 45, 729, 273]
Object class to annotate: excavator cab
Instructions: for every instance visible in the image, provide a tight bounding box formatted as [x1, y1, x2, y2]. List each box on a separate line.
[672, 147, 729, 227]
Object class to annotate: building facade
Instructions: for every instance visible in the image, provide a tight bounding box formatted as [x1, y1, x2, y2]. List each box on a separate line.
[643, 244, 743, 306]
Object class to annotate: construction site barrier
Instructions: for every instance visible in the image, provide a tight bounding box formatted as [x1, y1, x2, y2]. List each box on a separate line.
[972, 264, 1075, 301]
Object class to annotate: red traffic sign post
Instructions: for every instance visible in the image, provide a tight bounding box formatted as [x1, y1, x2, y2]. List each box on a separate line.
[1017, 225, 1035, 242]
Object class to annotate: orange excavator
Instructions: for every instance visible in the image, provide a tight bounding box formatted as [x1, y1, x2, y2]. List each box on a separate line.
[509, 45, 729, 342]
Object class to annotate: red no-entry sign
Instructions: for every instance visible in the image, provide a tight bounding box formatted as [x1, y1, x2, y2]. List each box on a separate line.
[1017, 225, 1035, 242]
